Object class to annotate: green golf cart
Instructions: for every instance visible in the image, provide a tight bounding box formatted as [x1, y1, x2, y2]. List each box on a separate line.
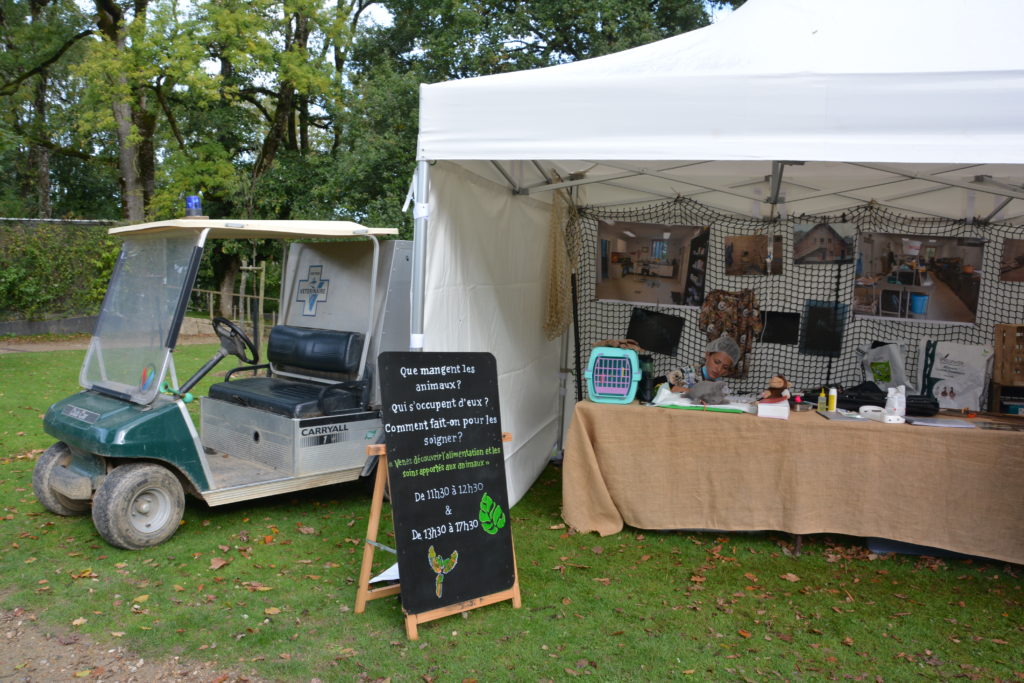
[35, 219, 411, 549]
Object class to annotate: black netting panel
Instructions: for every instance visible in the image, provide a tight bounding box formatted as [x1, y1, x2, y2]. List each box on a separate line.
[569, 197, 1024, 401]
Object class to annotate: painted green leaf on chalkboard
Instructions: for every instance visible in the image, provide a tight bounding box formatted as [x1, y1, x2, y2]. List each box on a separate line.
[479, 492, 506, 535]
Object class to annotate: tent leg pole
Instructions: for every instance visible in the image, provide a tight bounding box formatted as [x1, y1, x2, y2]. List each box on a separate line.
[554, 329, 570, 459]
[410, 160, 430, 351]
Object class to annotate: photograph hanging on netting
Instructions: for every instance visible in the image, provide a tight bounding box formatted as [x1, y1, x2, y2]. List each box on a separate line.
[595, 221, 705, 306]
[1000, 238, 1024, 281]
[800, 300, 848, 357]
[724, 235, 784, 276]
[793, 222, 855, 265]
[853, 233, 985, 323]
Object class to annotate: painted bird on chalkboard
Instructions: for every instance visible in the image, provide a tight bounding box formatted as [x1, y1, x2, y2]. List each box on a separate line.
[428, 545, 459, 598]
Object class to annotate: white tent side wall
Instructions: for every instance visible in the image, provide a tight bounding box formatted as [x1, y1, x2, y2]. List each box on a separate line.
[423, 162, 562, 505]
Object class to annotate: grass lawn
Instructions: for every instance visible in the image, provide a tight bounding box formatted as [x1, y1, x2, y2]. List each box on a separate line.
[1, 346, 1021, 680]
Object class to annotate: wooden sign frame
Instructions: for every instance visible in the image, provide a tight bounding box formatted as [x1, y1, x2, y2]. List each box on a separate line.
[354, 436, 521, 640]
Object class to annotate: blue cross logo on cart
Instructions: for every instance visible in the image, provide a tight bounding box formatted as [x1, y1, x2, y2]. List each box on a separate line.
[296, 265, 329, 316]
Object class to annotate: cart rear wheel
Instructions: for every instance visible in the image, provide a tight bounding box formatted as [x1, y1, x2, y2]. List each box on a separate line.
[92, 463, 185, 550]
[32, 442, 90, 516]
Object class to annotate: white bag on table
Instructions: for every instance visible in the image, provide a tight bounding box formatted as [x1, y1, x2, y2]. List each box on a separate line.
[916, 340, 993, 411]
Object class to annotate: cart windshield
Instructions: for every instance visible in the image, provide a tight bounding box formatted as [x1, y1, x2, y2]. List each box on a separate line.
[80, 233, 203, 405]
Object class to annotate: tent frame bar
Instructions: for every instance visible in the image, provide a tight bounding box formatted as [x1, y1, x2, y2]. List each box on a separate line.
[410, 160, 429, 350]
[490, 161, 521, 194]
[851, 162, 1024, 203]
[478, 157, 1024, 223]
[768, 160, 805, 205]
[521, 168, 651, 195]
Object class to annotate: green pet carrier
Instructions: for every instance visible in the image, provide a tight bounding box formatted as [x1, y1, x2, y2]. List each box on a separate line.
[585, 347, 641, 404]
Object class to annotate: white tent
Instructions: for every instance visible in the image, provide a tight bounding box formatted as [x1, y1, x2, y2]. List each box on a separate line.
[411, 0, 1024, 503]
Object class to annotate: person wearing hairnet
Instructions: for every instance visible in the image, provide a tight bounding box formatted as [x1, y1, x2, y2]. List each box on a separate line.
[663, 335, 740, 393]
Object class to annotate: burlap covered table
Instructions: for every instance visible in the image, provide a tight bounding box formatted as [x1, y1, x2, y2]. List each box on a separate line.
[562, 400, 1024, 565]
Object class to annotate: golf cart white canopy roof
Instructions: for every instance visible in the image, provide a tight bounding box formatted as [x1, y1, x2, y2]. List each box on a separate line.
[110, 219, 398, 240]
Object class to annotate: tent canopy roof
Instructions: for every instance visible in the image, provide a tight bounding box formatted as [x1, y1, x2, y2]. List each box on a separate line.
[418, 0, 1024, 222]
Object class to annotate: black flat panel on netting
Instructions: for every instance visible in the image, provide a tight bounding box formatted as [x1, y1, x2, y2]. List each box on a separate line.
[625, 307, 684, 357]
[377, 352, 514, 615]
[759, 311, 801, 345]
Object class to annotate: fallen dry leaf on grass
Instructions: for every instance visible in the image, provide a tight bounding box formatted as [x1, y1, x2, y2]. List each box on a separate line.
[242, 581, 272, 592]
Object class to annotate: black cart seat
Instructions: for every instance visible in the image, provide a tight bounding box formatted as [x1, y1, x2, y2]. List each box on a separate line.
[208, 325, 368, 419]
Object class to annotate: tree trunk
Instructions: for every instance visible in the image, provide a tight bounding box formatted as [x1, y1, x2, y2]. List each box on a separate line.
[30, 72, 51, 218]
[28, 0, 51, 218]
[96, 0, 151, 222]
[135, 103, 157, 208]
[252, 80, 296, 182]
[113, 95, 146, 221]
[218, 256, 240, 318]
[251, 12, 309, 182]
[299, 94, 309, 153]
[29, 144, 51, 218]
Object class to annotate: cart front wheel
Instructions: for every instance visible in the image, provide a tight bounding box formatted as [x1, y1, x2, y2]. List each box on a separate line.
[92, 463, 185, 550]
[32, 442, 90, 516]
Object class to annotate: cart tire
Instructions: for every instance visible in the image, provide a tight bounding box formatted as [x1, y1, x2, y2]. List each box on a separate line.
[92, 463, 185, 550]
[32, 442, 90, 516]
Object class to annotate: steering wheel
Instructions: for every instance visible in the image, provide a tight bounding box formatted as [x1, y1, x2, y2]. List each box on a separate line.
[212, 317, 259, 365]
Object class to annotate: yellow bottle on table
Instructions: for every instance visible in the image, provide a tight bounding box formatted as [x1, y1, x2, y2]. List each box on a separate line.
[827, 387, 838, 412]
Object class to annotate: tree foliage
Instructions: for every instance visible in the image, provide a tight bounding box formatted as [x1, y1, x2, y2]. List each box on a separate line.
[0, 0, 114, 219]
[0, 0, 740, 316]
[3, 0, 737, 223]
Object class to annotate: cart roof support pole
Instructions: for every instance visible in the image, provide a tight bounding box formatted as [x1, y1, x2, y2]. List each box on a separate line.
[410, 159, 429, 351]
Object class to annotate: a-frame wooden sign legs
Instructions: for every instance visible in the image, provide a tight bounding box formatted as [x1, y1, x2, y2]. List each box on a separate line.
[353, 444, 402, 610]
[354, 438, 521, 640]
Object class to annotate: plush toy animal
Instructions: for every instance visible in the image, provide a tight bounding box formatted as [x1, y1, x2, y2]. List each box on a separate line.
[687, 380, 729, 405]
[761, 374, 793, 401]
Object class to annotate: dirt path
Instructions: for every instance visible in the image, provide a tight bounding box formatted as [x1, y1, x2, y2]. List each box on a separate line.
[2, 334, 275, 681]
[2, 607, 270, 682]
[0, 335, 220, 355]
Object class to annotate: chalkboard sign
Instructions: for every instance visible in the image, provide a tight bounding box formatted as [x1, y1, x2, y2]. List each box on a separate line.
[377, 351, 515, 615]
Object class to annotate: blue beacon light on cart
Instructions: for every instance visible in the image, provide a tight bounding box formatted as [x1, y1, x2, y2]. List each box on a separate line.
[185, 194, 202, 216]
